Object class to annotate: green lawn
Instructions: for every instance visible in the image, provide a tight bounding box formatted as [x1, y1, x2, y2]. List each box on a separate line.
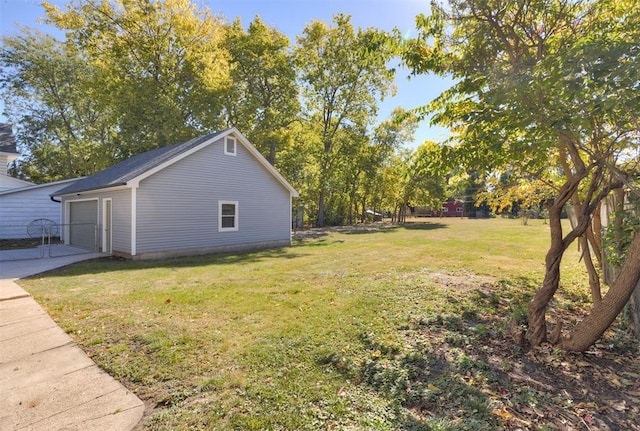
[19, 218, 639, 430]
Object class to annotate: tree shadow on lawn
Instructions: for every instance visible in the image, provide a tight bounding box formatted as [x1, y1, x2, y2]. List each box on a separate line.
[399, 222, 449, 231]
[28, 246, 309, 278]
[293, 222, 402, 239]
[293, 221, 448, 240]
[320, 312, 505, 430]
[339, 221, 449, 233]
[32, 222, 449, 278]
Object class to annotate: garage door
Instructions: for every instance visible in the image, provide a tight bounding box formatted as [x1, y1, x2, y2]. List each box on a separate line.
[69, 200, 98, 250]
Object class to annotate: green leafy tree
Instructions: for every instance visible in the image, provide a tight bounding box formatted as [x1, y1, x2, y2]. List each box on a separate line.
[295, 14, 395, 226]
[222, 16, 300, 165]
[402, 0, 640, 350]
[365, 108, 420, 220]
[2, 0, 232, 179]
[43, 0, 230, 156]
[407, 141, 448, 214]
[476, 170, 561, 219]
[274, 121, 318, 227]
[0, 29, 114, 181]
[378, 152, 408, 222]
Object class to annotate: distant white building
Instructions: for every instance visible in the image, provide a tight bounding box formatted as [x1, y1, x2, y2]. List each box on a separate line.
[0, 123, 82, 239]
[0, 123, 33, 191]
[0, 178, 81, 239]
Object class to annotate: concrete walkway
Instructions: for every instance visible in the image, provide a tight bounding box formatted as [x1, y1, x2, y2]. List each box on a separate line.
[0, 254, 145, 431]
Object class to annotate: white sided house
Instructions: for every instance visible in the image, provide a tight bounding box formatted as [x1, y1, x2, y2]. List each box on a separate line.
[52, 128, 299, 260]
[0, 175, 32, 192]
[0, 178, 80, 239]
[0, 123, 32, 192]
[0, 123, 83, 240]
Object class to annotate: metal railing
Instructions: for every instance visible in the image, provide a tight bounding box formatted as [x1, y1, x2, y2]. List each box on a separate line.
[0, 222, 98, 261]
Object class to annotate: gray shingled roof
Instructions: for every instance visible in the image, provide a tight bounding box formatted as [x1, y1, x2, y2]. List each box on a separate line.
[0, 123, 18, 154]
[53, 130, 227, 196]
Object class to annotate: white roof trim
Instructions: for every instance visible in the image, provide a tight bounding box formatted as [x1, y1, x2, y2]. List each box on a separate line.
[57, 183, 130, 197]
[230, 128, 300, 198]
[0, 177, 80, 196]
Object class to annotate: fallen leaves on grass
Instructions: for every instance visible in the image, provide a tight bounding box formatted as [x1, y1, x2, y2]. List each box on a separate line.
[323, 274, 640, 431]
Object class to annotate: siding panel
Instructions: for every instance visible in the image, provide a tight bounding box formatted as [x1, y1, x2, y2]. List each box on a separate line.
[136, 135, 291, 254]
[0, 182, 74, 239]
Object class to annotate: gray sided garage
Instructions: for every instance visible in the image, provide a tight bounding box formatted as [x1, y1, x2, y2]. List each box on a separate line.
[52, 128, 298, 260]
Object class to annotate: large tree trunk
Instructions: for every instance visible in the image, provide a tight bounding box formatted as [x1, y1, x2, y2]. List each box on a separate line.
[526, 164, 590, 346]
[268, 139, 277, 166]
[629, 282, 640, 337]
[317, 189, 326, 227]
[560, 143, 603, 295]
[527, 201, 565, 346]
[599, 189, 640, 337]
[601, 190, 640, 338]
[580, 235, 602, 305]
[560, 230, 640, 351]
[317, 144, 333, 227]
[586, 218, 602, 268]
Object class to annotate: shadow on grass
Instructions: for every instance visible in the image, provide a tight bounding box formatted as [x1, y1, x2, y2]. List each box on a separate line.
[292, 230, 330, 245]
[28, 222, 447, 279]
[318, 274, 640, 431]
[340, 225, 400, 235]
[400, 222, 449, 231]
[339, 222, 449, 234]
[318, 319, 502, 430]
[293, 223, 401, 239]
[314, 279, 539, 430]
[28, 246, 308, 278]
[294, 221, 448, 239]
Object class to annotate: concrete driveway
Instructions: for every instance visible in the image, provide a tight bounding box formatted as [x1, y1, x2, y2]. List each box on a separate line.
[0, 254, 145, 431]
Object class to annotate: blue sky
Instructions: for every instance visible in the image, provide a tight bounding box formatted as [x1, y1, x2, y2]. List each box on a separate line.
[0, 0, 453, 148]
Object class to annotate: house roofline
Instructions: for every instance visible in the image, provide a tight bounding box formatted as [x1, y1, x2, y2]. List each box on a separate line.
[228, 128, 300, 198]
[126, 128, 299, 197]
[52, 129, 300, 199]
[1, 177, 80, 197]
[54, 182, 129, 197]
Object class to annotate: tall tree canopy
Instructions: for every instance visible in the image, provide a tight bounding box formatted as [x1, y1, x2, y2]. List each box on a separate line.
[295, 14, 396, 226]
[403, 0, 640, 351]
[222, 16, 300, 165]
[0, 29, 113, 181]
[1, 2, 433, 229]
[367, 108, 421, 221]
[44, 0, 231, 154]
[1, 0, 231, 181]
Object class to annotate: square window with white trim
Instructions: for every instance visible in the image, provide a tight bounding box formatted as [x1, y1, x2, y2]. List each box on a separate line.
[219, 201, 238, 231]
[224, 136, 237, 156]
